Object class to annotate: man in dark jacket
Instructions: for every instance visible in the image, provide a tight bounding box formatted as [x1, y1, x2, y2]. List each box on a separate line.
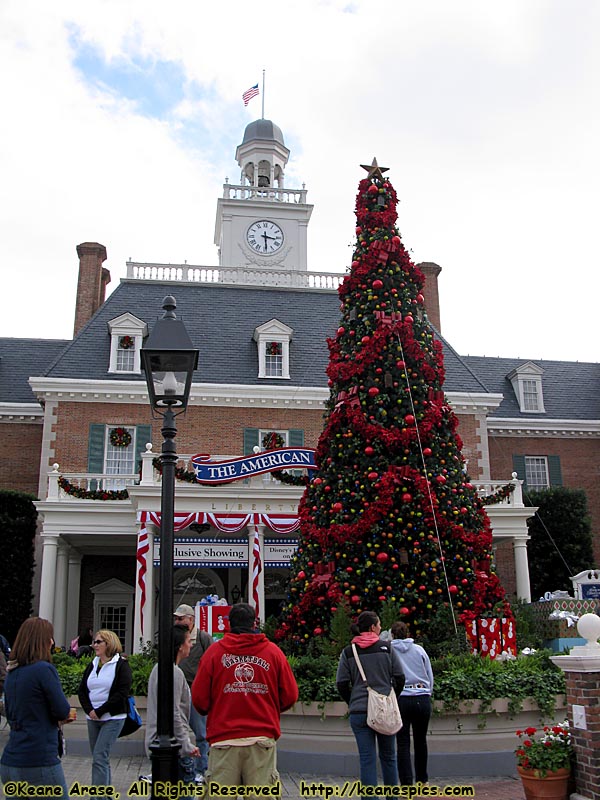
[175, 606, 213, 779]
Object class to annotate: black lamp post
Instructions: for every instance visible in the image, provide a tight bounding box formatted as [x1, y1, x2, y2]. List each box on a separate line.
[141, 295, 198, 793]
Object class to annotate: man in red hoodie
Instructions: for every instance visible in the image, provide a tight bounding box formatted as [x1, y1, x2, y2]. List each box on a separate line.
[191, 603, 298, 797]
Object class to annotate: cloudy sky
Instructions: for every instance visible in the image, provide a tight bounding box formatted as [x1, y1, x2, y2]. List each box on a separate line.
[1, 0, 598, 363]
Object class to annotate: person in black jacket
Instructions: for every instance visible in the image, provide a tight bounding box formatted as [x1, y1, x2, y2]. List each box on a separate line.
[336, 611, 404, 792]
[78, 629, 132, 786]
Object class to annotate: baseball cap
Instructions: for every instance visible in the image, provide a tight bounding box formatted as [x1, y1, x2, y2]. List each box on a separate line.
[174, 604, 195, 618]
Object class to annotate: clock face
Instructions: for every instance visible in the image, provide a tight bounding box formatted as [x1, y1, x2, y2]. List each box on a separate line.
[246, 220, 284, 254]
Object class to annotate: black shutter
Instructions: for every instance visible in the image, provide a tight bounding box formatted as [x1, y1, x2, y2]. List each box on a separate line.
[288, 429, 305, 447]
[512, 455, 527, 491]
[135, 424, 153, 472]
[88, 424, 106, 491]
[244, 428, 260, 454]
[548, 456, 563, 486]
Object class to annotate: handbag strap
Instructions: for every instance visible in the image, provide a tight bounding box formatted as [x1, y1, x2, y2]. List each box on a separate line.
[352, 643, 370, 686]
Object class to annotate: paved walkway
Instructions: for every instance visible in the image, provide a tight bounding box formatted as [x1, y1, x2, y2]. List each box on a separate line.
[0, 752, 526, 800]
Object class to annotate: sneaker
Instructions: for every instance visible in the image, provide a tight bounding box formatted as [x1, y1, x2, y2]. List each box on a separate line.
[194, 774, 205, 784]
[139, 775, 152, 783]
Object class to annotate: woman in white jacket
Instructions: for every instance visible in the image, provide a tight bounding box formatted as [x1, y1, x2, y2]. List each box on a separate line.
[145, 625, 200, 783]
[390, 621, 434, 786]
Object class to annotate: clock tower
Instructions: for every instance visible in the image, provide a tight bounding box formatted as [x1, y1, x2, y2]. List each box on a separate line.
[214, 119, 313, 271]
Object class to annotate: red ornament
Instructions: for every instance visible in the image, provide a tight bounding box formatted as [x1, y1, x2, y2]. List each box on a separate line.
[448, 585, 459, 595]
[400, 607, 410, 615]
[297, 571, 306, 580]
[368, 471, 379, 480]
[351, 595, 360, 604]
[404, 314, 414, 324]
[419, 585, 426, 592]
[392, 236, 401, 246]
[352, 260, 359, 268]
[333, 502, 343, 512]
[368, 387, 380, 397]
[402, 493, 412, 503]
[423, 448, 432, 457]
[416, 293, 425, 304]
[367, 184, 378, 194]
[372, 279, 383, 289]
[376, 552, 389, 563]
[436, 475, 447, 484]
[404, 414, 415, 425]
[361, 335, 370, 344]
[356, 227, 362, 235]
[396, 360, 405, 368]
[365, 446, 374, 456]
[313, 477, 323, 485]
[314, 627, 323, 636]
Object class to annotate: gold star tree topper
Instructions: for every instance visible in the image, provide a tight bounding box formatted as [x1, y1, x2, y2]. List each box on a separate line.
[360, 157, 389, 180]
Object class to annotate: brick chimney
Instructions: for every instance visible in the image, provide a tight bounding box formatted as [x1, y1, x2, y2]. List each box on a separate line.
[73, 242, 110, 336]
[417, 261, 442, 332]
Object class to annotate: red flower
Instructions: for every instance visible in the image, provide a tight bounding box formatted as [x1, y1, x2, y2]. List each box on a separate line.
[525, 727, 537, 736]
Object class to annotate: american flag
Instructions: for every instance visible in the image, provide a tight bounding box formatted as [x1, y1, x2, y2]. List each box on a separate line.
[136, 527, 150, 634]
[242, 84, 259, 106]
[252, 526, 262, 619]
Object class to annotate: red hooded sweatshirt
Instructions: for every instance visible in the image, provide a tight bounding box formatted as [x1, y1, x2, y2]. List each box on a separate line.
[191, 632, 298, 744]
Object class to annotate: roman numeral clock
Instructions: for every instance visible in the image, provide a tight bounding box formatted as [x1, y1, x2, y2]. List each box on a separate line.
[246, 220, 284, 254]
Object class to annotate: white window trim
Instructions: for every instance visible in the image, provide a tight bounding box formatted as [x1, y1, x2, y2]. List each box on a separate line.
[253, 319, 293, 380]
[108, 313, 148, 374]
[524, 455, 550, 490]
[507, 362, 545, 414]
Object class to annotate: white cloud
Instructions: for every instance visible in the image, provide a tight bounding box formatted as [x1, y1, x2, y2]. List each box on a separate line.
[0, 0, 598, 361]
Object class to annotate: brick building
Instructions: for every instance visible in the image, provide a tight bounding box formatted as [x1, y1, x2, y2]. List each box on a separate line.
[0, 118, 597, 651]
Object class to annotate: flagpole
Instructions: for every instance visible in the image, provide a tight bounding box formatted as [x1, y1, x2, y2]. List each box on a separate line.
[261, 69, 265, 119]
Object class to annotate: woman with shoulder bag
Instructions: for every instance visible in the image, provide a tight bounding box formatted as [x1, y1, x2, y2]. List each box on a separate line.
[336, 611, 405, 792]
[78, 629, 132, 786]
[0, 618, 75, 799]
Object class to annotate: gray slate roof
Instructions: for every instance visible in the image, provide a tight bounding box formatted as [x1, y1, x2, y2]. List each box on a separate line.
[0, 338, 69, 403]
[4, 279, 598, 424]
[462, 355, 600, 421]
[41, 279, 493, 396]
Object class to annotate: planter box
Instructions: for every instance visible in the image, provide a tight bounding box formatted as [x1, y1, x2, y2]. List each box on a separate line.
[61, 694, 567, 777]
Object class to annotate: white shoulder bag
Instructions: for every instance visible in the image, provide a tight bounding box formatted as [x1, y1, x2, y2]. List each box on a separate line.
[352, 643, 403, 735]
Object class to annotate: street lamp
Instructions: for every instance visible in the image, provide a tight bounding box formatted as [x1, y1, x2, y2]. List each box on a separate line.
[141, 295, 198, 792]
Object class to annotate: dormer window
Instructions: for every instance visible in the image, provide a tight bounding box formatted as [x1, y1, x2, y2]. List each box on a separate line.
[108, 313, 148, 374]
[253, 319, 293, 379]
[507, 362, 545, 414]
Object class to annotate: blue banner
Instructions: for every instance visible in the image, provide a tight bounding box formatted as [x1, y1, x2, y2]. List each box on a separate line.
[191, 447, 317, 484]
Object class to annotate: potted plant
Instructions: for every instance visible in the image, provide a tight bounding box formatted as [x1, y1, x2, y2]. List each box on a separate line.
[515, 721, 574, 800]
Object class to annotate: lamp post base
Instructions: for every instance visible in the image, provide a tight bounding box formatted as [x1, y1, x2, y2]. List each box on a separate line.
[150, 735, 181, 797]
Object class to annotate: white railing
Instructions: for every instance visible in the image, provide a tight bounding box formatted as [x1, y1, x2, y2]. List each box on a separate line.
[126, 261, 346, 290]
[46, 465, 139, 501]
[222, 183, 308, 204]
[475, 474, 524, 507]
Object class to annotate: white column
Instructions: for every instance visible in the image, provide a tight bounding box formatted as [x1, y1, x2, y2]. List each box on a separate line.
[514, 536, 531, 602]
[133, 527, 155, 653]
[53, 543, 69, 648]
[246, 524, 266, 624]
[38, 534, 60, 621]
[66, 551, 82, 648]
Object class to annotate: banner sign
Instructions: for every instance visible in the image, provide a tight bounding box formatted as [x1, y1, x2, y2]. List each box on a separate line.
[154, 538, 247, 568]
[153, 538, 298, 567]
[264, 540, 298, 567]
[191, 448, 317, 484]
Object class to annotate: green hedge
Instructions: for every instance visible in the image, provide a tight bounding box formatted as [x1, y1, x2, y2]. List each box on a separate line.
[0, 490, 37, 642]
[54, 646, 565, 719]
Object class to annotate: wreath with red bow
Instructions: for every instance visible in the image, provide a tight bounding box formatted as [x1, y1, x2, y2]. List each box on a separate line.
[109, 427, 132, 448]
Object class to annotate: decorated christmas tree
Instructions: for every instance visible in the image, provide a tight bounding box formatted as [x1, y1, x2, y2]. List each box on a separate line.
[277, 160, 512, 650]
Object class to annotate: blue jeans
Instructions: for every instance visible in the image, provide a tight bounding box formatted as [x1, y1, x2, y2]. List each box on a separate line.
[179, 756, 196, 783]
[349, 712, 398, 790]
[397, 695, 432, 785]
[87, 717, 125, 785]
[0, 763, 69, 799]
[189, 704, 209, 774]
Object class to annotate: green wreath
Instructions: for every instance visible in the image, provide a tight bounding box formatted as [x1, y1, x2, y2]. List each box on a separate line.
[109, 427, 132, 448]
[262, 432, 285, 450]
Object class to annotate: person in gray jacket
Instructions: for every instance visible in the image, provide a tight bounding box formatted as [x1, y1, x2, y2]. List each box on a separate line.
[145, 625, 199, 783]
[390, 621, 434, 786]
[336, 611, 404, 792]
